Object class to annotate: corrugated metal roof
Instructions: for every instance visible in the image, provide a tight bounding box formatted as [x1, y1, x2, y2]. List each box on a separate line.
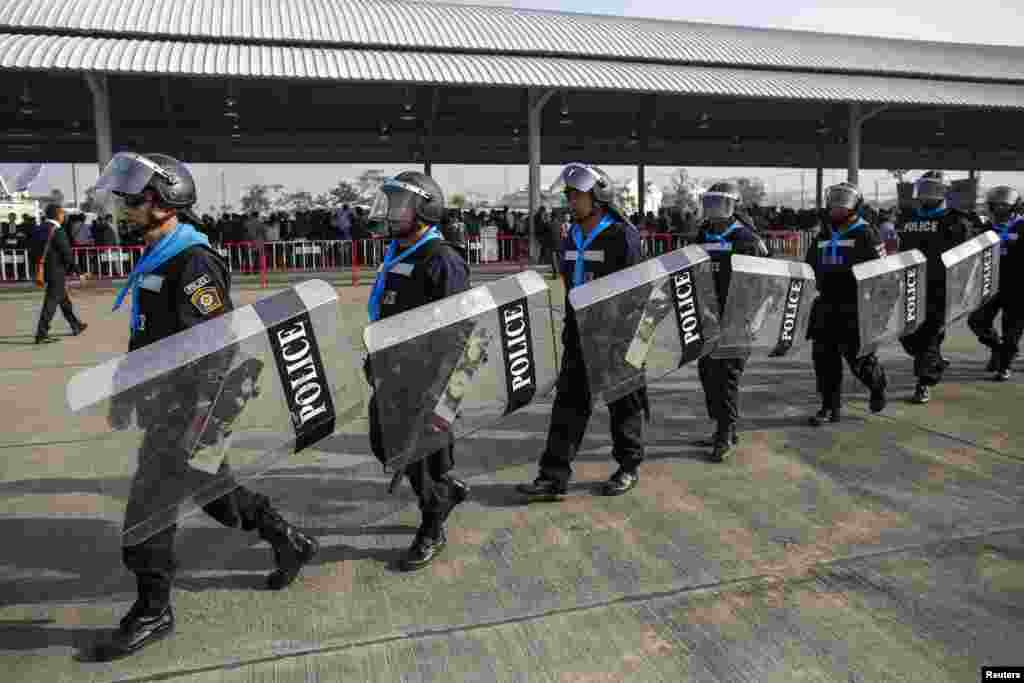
[0, 0, 1022, 85]
[2, 33, 1022, 110]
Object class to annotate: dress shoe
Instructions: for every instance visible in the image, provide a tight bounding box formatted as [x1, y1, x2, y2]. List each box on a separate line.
[601, 468, 638, 496]
[92, 603, 174, 661]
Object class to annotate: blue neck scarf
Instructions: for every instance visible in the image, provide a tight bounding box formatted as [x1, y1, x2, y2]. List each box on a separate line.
[827, 219, 866, 263]
[571, 213, 616, 288]
[704, 221, 743, 243]
[113, 223, 210, 331]
[913, 206, 946, 221]
[368, 226, 442, 322]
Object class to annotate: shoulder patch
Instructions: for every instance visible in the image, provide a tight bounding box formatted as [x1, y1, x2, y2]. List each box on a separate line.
[184, 273, 211, 295]
[190, 286, 224, 315]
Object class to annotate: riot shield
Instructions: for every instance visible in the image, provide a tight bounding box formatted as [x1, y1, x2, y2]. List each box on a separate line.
[569, 245, 720, 405]
[65, 280, 365, 547]
[710, 256, 818, 359]
[940, 231, 1001, 327]
[364, 271, 559, 471]
[852, 250, 927, 358]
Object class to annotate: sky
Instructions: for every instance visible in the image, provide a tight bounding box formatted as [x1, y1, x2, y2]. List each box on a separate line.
[5, 0, 1023, 210]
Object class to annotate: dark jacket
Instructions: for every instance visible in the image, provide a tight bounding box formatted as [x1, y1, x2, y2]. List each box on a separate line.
[896, 207, 972, 316]
[29, 220, 79, 281]
[376, 239, 471, 321]
[694, 218, 768, 312]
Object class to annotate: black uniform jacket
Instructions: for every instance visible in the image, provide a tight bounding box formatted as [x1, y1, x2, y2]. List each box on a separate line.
[558, 218, 644, 342]
[375, 238, 471, 320]
[805, 220, 885, 339]
[896, 208, 972, 316]
[128, 243, 235, 405]
[989, 215, 1023, 291]
[694, 218, 767, 313]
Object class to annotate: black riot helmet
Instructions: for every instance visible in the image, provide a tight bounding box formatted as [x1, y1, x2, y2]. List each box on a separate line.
[701, 181, 740, 220]
[549, 162, 626, 222]
[825, 182, 863, 225]
[369, 171, 445, 237]
[986, 185, 1020, 223]
[94, 152, 197, 208]
[913, 170, 947, 209]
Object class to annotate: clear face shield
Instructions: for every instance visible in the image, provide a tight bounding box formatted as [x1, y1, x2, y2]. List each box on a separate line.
[701, 192, 738, 220]
[369, 178, 431, 237]
[914, 177, 947, 207]
[549, 163, 605, 222]
[826, 185, 860, 224]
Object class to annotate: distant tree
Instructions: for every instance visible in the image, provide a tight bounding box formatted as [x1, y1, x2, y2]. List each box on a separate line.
[669, 168, 702, 213]
[240, 183, 284, 214]
[314, 180, 361, 209]
[888, 169, 909, 184]
[79, 186, 102, 213]
[276, 190, 315, 213]
[49, 188, 65, 207]
[356, 169, 388, 201]
[450, 192, 466, 209]
[734, 177, 766, 207]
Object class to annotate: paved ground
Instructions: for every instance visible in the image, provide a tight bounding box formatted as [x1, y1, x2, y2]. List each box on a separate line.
[0, 275, 1022, 683]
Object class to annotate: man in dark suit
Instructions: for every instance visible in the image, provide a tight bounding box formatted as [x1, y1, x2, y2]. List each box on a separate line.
[32, 203, 88, 344]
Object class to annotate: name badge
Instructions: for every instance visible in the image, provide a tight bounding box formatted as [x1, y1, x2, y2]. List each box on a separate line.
[564, 250, 605, 262]
[817, 240, 855, 248]
[379, 262, 415, 276]
[139, 274, 165, 292]
[700, 243, 733, 252]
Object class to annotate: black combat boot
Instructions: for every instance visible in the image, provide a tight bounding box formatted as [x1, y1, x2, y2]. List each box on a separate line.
[400, 526, 448, 571]
[601, 467, 639, 496]
[93, 576, 174, 661]
[709, 425, 737, 463]
[257, 509, 319, 590]
[986, 350, 999, 373]
[809, 406, 840, 426]
[517, 474, 568, 499]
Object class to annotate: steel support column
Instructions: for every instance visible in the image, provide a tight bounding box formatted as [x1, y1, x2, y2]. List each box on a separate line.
[847, 103, 888, 188]
[528, 88, 556, 264]
[637, 163, 645, 222]
[85, 73, 113, 216]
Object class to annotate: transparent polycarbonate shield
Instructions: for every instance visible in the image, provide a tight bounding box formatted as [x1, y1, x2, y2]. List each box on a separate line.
[364, 271, 559, 471]
[65, 280, 366, 547]
[941, 231, 1001, 327]
[569, 245, 720, 406]
[852, 250, 928, 358]
[710, 256, 818, 359]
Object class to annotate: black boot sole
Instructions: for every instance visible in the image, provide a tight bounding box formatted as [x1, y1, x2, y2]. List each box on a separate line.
[266, 536, 320, 590]
[92, 619, 175, 661]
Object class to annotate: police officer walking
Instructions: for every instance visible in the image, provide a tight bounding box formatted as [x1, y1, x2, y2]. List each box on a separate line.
[896, 171, 972, 403]
[806, 182, 888, 425]
[968, 186, 1023, 381]
[517, 163, 646, 498]
[91, 153, 319, 661]
[366, 171, 471, 570]
[693, 182, 768, 462]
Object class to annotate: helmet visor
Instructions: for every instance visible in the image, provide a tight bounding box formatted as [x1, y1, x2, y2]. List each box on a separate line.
[825, 185, 860, 210]
[701, 191, 737, 219]
[986, 186, 1020, 206]
[368, 177, 432, 230]
[548, 162, 602, 194]
[93, 152, 170, 196]
[914, 177, 946, 202]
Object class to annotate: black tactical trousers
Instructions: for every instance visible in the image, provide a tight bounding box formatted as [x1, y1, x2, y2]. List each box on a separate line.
[36, 276, 82, 337]
[698, 355, 747, 433]
[968, 292, 1024, 372]
[811, 340, 887, 411]
[538, 339, 645, 485]
[899, 311, 947, 387]
[369, 396, 456, 538]
[122, 419, 272, 610]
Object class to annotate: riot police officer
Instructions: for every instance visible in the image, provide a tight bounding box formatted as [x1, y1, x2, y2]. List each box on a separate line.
[517, 163, 646, 498]
[366, 171, 471, 570]
[896, 171, 973, 403]
[806, 182, 888, 425]
[693, 182, 768, 462]
[968, 186, 1023, 381]
[90, 153, 318, 661]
